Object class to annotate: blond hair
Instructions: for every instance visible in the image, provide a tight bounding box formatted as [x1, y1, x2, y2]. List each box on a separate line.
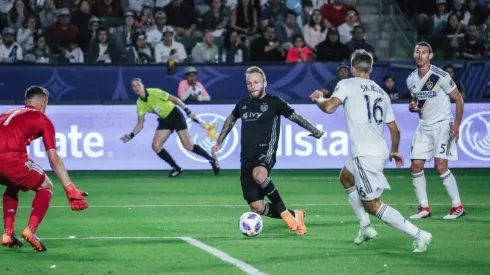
[245, 66, 267, 82]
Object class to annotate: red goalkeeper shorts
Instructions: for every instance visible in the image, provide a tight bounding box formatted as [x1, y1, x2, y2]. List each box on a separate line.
[0, 153, 46, 192]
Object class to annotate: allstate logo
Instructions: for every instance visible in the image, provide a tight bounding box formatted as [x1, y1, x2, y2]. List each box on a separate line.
[459, 111, 490, 161]
[177, 113, 239, 162]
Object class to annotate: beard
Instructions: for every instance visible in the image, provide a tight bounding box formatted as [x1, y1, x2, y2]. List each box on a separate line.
[249, 88, 265, 99]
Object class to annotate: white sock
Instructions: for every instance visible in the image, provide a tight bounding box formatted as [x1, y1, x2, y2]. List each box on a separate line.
[441, 170, 462, 207]
[376, 203, 421, 239]
[412, 171, 429, 208]
[346, 186, 371, 228]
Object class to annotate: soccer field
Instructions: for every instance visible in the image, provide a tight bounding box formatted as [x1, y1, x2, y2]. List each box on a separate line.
[1, 169, 489, 275]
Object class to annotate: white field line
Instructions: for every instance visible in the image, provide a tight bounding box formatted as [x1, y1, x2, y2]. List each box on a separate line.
[3, 202, 489, 209]
[70, 176, 490, 181]
[41, 236, 268, 275]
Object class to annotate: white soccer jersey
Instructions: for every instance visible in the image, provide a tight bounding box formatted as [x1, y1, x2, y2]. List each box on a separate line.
[332, 78, 396, 158]
[406, 65, 457, 129]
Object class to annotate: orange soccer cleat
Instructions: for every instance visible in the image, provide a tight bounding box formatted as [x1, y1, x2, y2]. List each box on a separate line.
[294, 209, 307, 236]
[280, 210, 298, 231]
[2, 232, 23, 248]
[22, 228, 47, 252]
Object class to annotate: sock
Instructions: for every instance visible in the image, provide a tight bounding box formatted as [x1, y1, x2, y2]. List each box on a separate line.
[376, 203, 421, 238]
[412, 171, 429, 207]
[260, 178, 287, 214]
[27, 189, 52, 233]
[157, 148, 180, 170]
[260, 202, 295, 219]
[441, 170, 462, 207]
[346, 186, 371, 229]
[3, 186, 19, 235]
[192, 145, 213, 161]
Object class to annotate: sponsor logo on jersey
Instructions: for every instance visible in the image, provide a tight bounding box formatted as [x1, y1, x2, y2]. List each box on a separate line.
[459, 111, 490, 161]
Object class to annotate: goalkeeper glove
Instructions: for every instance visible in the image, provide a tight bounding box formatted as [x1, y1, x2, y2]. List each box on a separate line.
[64, 183, 89, 211]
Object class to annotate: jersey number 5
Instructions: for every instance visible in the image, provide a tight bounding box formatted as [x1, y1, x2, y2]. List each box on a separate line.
[3, 110, 22, 126]
[364, 95, 384, 125]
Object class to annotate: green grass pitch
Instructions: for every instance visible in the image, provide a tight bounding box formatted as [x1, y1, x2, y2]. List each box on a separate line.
[1, 169, 489, 275]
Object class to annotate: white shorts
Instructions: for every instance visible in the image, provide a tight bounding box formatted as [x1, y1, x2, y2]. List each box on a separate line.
[345, 157, 390, 201]
[410, 121, 458, 162]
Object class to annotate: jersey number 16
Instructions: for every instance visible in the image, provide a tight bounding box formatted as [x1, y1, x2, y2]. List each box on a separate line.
[364, 95, 384, 125]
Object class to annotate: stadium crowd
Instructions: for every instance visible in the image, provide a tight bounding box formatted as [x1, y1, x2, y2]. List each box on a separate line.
[0, 0, 377, 64]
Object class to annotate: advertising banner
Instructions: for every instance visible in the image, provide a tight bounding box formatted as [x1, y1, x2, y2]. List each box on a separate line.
[1, 103, 489, 170]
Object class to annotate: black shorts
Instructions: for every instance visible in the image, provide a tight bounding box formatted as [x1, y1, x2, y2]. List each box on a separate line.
[240, 147, 276, 204]
[157, 107, 187, 132]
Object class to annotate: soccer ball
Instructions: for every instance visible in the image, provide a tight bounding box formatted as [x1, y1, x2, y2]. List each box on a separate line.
[238, 212, 263, 237]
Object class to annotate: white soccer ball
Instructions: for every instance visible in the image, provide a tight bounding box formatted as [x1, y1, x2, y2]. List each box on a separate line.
[238, 212, 263, 237]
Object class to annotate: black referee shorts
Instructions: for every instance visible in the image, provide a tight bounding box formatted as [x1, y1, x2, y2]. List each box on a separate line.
[240, 147, 276, 204]
[157, 107, 188, 132]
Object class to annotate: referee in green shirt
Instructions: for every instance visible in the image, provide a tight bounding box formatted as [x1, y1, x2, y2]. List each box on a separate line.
[121, 78, 220, 177]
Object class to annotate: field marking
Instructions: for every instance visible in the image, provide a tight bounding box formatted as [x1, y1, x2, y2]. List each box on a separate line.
[70, 176, 490, 181]
[41, 236, 268, 275]
[4, 202, 489, 210]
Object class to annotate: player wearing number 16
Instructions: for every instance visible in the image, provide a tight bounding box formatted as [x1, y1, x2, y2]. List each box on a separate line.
[0, 86, 89, 252]
[310, 50, 432, 252]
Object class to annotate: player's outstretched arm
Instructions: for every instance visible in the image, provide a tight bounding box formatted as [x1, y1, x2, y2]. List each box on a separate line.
[212, 114, 237, 156]
[448, 89, 464, 142]
[309, 90, 342, 113]
[121, 115, 145, 142]
[386, 121, 404, 167]
[286, 112, 324, 139]
[47, 149, 89, 211]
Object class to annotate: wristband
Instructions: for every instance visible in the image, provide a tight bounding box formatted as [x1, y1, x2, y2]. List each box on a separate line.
[316, 98, 327, 104]
[184, 108, 192, 116]
[129, 132, 135, 139]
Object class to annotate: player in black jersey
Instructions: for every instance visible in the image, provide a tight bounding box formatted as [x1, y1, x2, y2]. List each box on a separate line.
[212, 66, 324, 235]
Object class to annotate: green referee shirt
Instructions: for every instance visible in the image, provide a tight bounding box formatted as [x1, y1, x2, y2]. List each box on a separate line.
[136, 88, 176, 119]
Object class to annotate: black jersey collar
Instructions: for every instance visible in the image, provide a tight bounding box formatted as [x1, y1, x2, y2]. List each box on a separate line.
[140, 89, 150, 102]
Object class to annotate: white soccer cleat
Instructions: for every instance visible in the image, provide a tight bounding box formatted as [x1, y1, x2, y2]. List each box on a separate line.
[443, 205, 465, 220]
[354, 225, 378, 245]
[409, 206, 431, 219]
[413, 230, 432, 253]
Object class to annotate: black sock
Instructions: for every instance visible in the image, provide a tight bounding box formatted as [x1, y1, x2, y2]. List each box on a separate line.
[260, 203, 295, 219]
[192, 145, 213, 161]
[157, 149, 180, 170]
[260, 178, 287, 214]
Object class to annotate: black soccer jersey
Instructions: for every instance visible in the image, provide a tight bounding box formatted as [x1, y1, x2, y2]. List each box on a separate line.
[232, 94, 295, 163]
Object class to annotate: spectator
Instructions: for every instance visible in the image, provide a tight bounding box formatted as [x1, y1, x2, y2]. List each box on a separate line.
[92, 0, 122, 18]
[230, 0, 258, 35]
[136, 0, 155, 31]
[250, 24, 285, 61]
[46, 8, 79, 54]
[154, 26, 187, 63]
[88, 26, 122, 63]
[450, 0, 470, 26]
[286, 34, 313, 63]
[484, 0, 490, 19]
[381, 75, 400, 100]
[275, 10, 302, 45]
[443, 65, 467, 99]
[64, 40, 85, 63]
[260, 0, 289, 29]
[441, 13, 466, 58]
[71, 0, 93, 46]
[459, 23, 486, 60]
[79, 16, 101, 52]
[146, 11, 168, 48]
[178, 66, 211, 102]
[432, 0, 449, 35]
[346, 25, 376, 59]
[127, 29, 153, 63]
[113, 11, 138, 51]
[337, 8, 359, 44]
[201, 0, 229, 32]
[316, 27, 349, 62]
[478, 13, 490, 53]
[191, 29, 219, 63]
[163, 0, 199, 37]
[320, 63, 349, 97]
[298, 0, 313, 31]
[320, 0, 360, 28]
[303, 9, 327, 50]
[16, 15, 41, 51]
[0, 27, 23, 63]
[467, 0, 485, 25]
[24, 34, 53, 63]
[39, 0, 57, 29]
[125, 0, 146, 13]
[223, 30, 250, 63]
[8, 0, 28, 31]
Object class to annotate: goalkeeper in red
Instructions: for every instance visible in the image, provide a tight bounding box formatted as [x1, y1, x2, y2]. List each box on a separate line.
[0, 86, 89, 252]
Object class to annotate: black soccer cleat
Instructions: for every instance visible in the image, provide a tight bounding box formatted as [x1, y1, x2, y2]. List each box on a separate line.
[210, 158, 220, 176]
[2, 233, 23, 248]
[168, 168, 183, 178]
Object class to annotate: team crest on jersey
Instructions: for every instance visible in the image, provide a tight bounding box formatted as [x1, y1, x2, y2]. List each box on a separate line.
[426, 81, 434, 90]
[260, 103, 268, 112]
